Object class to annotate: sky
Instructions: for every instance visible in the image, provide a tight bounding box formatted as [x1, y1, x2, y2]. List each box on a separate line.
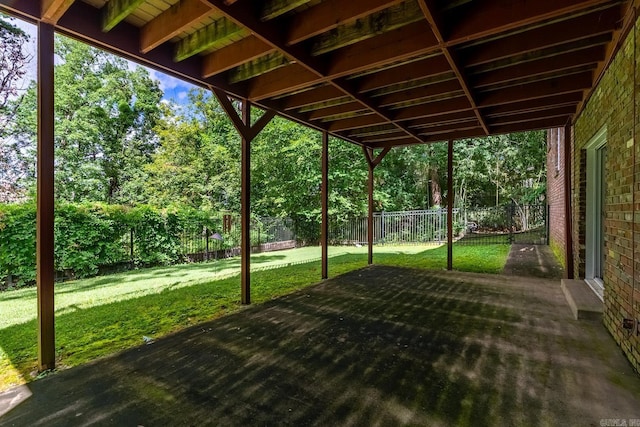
[11, 16, 196, 106]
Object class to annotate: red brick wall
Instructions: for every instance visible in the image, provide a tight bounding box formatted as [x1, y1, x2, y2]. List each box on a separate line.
[573, 16, 640, 372]
[546, 128, 566, 266]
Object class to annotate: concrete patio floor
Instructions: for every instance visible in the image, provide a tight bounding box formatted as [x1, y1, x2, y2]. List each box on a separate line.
[1, 266, 639, 426]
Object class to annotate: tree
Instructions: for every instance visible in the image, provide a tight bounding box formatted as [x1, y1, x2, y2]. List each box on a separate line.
[0, 14, 31, 202]
[145, 89, 241, 211]
[11, 36, 163, 203]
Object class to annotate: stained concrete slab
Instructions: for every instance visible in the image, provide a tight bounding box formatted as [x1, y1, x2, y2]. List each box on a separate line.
[1, 266, 639, 426]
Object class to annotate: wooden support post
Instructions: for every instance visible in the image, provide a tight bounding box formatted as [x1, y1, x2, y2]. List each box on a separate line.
[447, 139, 454, 271]
[321, 132, 329, 279]
[240, 101, 251, 304]
[563, 124, 574, 279]
[362, 146, 391, 266]
[212, 88, 275, 305]
[37, 22, 56, 371]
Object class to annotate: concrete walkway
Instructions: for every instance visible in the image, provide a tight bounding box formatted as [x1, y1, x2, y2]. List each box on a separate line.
[1, 266, 639, 426]
[503, 244, 565, 279]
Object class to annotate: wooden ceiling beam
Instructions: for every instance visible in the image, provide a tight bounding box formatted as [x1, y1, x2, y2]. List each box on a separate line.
[419, 123, 482, 136]
[326, 20, 440, 78]
[175, 18, 243, 61]
[394, 97, 473, 121]
[357, 55, 450, 92]
[328, 114, 386, 132]
[472, 45, 605, 88]
[281, 86, 346, 110]
[202, 36, 275, 77]
[311, 1, 423, 55]
[420, 127, 486, 143]
[481, 92, 584, 118]
[141, 0, 213, 53]
[286, 0, 404, 45]
[377, 79, 462, 108]
[446, 0, 621, 45]
[102, 0, 143, 31]
[478, 72, 593, 107]
[361, 131, 410, 143]
[414, 119, 479, 133]
[42, 0, 74, 23]
[229, 52, 289, 83]
[262, 0, 311, 21]
[489, 105, 576, 126]
[348, 125, 398, 137]
[364, 136, 417, 146]
[490, 117, 570, 134]
[417, 0, 489, 135]
[408, 110, 478, 129]
[462, 6, 621, 67]
[248, 63, 318, 99]
[307, 101, 366, 120]
[204, 0, 428, 143]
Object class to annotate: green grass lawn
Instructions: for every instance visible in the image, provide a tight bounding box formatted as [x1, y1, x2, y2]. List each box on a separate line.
[0, 243, 509, 391]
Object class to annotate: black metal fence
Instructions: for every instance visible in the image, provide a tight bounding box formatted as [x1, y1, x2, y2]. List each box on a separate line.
[458, 203, 548, 245]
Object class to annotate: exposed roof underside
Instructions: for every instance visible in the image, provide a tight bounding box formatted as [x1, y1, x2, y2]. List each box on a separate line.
[1, 0, 635, 147]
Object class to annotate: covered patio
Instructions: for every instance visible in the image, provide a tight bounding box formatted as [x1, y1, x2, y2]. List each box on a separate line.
[1, 0, 640, 419]
[2, 266, 640, 425]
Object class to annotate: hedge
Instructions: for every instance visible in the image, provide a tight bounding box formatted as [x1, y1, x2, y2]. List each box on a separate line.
[0, 203, 226, 288]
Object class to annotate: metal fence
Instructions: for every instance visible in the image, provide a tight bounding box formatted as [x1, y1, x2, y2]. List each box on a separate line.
[458, 203, 548, 245]
[330, 209, 462, 245]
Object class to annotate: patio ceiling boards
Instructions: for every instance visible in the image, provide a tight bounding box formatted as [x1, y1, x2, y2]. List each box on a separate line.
[1, 0, 634, 148]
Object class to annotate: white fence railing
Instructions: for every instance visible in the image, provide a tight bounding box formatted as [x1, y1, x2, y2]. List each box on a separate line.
[329, 209, 462, 245]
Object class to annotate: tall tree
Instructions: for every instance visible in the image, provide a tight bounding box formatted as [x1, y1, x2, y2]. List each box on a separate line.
[0, 14, 31, 202]
[12, 36, 163, 203]
[145, 89, 241, 211]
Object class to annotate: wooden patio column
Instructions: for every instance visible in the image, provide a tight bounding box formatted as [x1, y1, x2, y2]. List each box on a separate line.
[447, 139, 454, 271]
[212, 89, 275, 304]
[563, 124, 574, 279]
[37, 22, 56, 371]
[363, 147, 391, 265]
[321, 132, 329, 279]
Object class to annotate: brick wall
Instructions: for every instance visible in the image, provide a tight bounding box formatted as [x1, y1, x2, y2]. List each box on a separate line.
[546, 128, 566, 266]
[573, 16, 640, 372]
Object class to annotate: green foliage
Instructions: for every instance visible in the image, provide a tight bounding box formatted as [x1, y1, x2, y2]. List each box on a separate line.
[0, 202, 36, 286]
[54, 203, 128, 277]
[0, 202, 232, 287]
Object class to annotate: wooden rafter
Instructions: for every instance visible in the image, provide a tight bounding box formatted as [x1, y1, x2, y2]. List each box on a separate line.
[141, 0, 212, 54]
[311, 1, 423, 55]
[102, 0, 144, 31]
[202, 36, 275, 77]
[281, 86, 345, 110]
[490, 105, 576, 126]
[393, 97, 473, 121]
[286, 0, 404, 45]
[377, 79, 462, 108]
[175, 17, 243, 61]
[308, 101, 366, 120]
[262, 0, 311, 21]
[229, 52, 290, 83]
[445, 0, 619, 45]
[417, 0, 489, 135]
[357, 55, 450, 92]
[42, 0, 74, 23]
[463, 6, 621, 67]
[478, 72, 593, 107]
[204, 0, 428, 144]
[481, 92, 584, 118]
[473, 45, 605, 88]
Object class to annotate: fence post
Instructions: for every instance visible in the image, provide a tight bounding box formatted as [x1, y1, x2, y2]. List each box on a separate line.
[205, 227, 210, 261]
[509, 201, 515, 244]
